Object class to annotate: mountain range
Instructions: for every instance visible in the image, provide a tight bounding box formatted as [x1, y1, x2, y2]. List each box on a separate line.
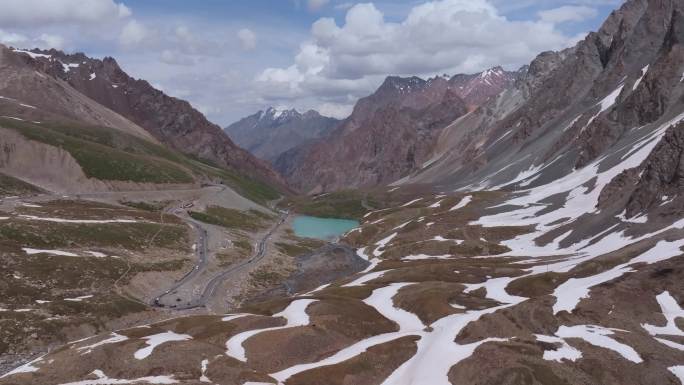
[224, 107, 339, 162]
[2, 0, 684, 384]
[273, 66, 518, 193]
[0, 45, 286, 192]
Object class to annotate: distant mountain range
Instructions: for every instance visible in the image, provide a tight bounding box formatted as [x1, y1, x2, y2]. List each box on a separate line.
[224, 107, 339, 162]
[272, 66, 518, 193]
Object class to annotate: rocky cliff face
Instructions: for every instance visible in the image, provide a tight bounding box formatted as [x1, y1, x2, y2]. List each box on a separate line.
[404, 0, 684, 218]
[224, 107, 339, 162]
[0, 45, 153, 140]
[275, 76, 470, 193]
[274, 67, 516, 193]
[11, 48, 286, 189]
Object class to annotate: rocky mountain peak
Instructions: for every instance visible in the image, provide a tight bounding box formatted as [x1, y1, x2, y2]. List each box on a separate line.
[261, 106, 302, 122]
[478, 66, 506, 82]
[379, 76, 427, 93]
[225, 107, 339, 162]
[8, 45, 287, 189]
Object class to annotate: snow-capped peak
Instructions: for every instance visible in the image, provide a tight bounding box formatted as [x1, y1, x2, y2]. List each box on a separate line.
[263, 106, 299, 120]
[11, 48, 51, 60]
[479, 66, 505, 80]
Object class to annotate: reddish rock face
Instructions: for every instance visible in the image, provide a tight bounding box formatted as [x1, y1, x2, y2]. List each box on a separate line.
[16, 48, 287, 189]
[448, 66, 517, 109]
[275, 68, 516, 193]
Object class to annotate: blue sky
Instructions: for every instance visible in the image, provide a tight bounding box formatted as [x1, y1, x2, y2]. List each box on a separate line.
[0, 0, 623, 124]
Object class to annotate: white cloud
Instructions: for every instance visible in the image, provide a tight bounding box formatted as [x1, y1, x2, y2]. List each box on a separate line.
[257, 0, 581, 106]
[317, 102, 354, 119]
[0, 30, 30, 47]
[0, 29, 65, 49]
[159, 49, 195, 66]
[237, 28, 257, 51]
[538, 5, 598, 24]
[0, 0, 130, 27]
[119, 19, 148, 47]
[308, 0, 330, 12]
[37, 34, 65, 50]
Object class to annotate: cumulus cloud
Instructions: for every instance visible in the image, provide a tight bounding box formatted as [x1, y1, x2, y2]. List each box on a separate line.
[538, 5, 598, 24]
[317, 102, 354, 119]
[159, 49, 195, 66]
[0, 29, 65, 49]
[0, 0, 130, 27]
[119, 19, 148, 47]
[237, 28, 257, 51]
[257, 0, 581, 110]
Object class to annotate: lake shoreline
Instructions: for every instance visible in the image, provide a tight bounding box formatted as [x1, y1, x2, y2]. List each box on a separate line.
[292, 215, 360, 241]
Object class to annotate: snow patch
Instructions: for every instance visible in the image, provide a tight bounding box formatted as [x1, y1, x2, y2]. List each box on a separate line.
[23, 248, 78, 257]
[642, 291, 684, 338]
[669, 366, 684, 384]
[401, 198, 423, 207]
[373, 232, 398, 257]
[221, 314, 250, 322]
[64, 295, 94, 302]
[432, 236, 463, 244]
[55, 369, 177, 384]
[12, 49, 50, 59]
[85, 251, 108, 258]
[343, 270, 387, 287]
[225, 299, 316, 362]
[552, 239, 684, 314]
[0, 354, 45, 378]
[535, 334, 582, 362]
[60, 61, 80, 73]
[449, 196, 472, 211]
[599, 84, 625, 114]
[633, 65, 649, 90]
[76, 333, 129, 355]
[134, 331, 192, 360]
[402, 254, 452, 261]
[200, 359, 210, 383]
[19, 215, 139, 224]
[363, 283, 424, 332]
[555, 325, 642, 363]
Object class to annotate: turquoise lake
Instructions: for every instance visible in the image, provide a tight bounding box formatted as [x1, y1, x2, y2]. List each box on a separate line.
[292, 215, 360, 241]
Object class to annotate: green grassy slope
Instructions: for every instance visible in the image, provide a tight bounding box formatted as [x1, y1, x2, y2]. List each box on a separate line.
[0, 117, 283, 203]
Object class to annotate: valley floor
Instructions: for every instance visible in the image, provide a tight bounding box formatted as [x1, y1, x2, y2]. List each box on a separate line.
[0, 184, 360, 376]
[1, 183, 682, 385]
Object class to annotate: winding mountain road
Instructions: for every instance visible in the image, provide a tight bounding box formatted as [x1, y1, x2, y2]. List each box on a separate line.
[152, 203, 287, 310]
[8, 184, 288, 311]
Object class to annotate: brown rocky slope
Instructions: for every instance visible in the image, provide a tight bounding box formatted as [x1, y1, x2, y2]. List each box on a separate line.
[10, 46, 286, 190]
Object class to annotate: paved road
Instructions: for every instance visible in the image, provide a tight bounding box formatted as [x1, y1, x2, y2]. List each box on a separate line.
[152, 202, 287, 310]
[195, 211, 287, 307]
[151, 215, 209, 307]
[5, 185, 288, 310]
